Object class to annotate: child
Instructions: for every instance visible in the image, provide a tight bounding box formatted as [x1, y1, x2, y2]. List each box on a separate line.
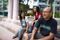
[12, 13, 29, 40]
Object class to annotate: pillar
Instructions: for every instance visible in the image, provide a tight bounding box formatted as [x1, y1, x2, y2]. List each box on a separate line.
[8, 0, 13, 19]
[13, 0, 19, 20]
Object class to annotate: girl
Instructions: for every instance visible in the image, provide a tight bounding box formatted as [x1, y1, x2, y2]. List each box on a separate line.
[13, 12, 29, 40]
[28, 6, 42, 33]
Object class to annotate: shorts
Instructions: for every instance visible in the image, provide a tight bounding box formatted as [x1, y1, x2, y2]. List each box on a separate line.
[28, 32, 44, 40]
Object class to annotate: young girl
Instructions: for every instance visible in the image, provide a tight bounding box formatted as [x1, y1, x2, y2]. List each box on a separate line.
[28, 6, 42, 33]
[13, 12, 29, 40]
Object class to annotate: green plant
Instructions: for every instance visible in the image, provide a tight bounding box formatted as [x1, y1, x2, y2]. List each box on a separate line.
[54, 12, 60, 18]
[26, 13, 34, 16]
[19, 3, 29, 13]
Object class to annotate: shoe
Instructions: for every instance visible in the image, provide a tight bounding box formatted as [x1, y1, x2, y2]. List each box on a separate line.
[12, 36, 17, 39]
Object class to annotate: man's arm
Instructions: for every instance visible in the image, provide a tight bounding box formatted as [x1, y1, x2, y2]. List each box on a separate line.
[40, 32, 55, 40]
[30, 18, 41, 40]
[40, 20, 57, 40]
[30, 27, 38, 40]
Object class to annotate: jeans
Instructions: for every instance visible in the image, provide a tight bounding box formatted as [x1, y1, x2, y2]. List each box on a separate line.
[16, 27, 25, 40]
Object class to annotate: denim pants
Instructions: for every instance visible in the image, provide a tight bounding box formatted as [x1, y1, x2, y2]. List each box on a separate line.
[16, 27, 25, 40]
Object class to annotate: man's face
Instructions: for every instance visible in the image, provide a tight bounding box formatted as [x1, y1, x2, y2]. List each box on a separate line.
[42, 7, 52, 19]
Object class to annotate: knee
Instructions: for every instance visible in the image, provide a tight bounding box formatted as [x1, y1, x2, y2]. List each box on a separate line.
[24, 33, 28, 37]
[23, 33, 28, 40]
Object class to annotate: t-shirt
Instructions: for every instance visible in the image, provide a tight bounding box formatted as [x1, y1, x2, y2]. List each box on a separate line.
[34, 17, 57, 40]
[21, 19, 27, 28]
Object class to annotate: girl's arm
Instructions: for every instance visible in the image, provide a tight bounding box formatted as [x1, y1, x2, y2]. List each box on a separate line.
[25, 22, 29, 33]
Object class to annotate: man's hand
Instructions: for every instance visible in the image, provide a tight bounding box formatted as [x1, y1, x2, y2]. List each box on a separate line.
[39, 32, 55, 40]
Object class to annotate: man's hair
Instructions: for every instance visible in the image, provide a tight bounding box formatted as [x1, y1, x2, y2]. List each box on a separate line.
[47, 5, 53, 13]
[44, 5, 53, 18]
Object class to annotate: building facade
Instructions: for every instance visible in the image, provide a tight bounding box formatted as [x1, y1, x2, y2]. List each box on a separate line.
[53, 0, 60, 19]
[0, 0, 8, 16]
[0, 0, 60, 21]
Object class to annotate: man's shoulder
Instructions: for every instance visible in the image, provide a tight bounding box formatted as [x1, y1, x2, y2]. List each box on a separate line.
[50, 18, 57, 25]
[51, 18, 57, 23]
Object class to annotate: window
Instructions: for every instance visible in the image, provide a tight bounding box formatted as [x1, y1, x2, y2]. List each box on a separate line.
[0, 12, 3, 15]
[57, 1, 60, 4]
[55, 6, 60, 11]
[3, 0, 8, 2]
[3, 4, 7, 10]
[4, 12, 8, 16]
[0, 0, 2, 3]
[56, 1, 60, 4]
[0, 7, 2, 11]
[39, 0, 47, 2]
[34, 0, 37, 1]
[0, 5, 2, 7]
[3, 0, 8, 5]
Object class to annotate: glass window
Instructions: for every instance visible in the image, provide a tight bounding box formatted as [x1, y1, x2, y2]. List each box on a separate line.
[0, 12, 3, 15]
[0, 0, 2, 3]
[4, 12, 8, 16]
[3, 0, 8, 4]
[3, 4, 7, 10]
[0, 7, 2, 11]
[34, 0, 37, 1]
[39, 0, 47, 2]
[56, 1, 60, 4]
[0, 5, 2, 7]
[55, 6, 60, 11]
[3, 0, 8, 2]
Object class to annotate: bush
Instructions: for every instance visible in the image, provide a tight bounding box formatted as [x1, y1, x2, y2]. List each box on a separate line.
[54, 12, 60, 18]
[26, 13, 34, 16]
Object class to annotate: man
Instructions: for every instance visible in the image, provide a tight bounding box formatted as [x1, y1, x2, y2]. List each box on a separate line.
[25, 6, 57, 40]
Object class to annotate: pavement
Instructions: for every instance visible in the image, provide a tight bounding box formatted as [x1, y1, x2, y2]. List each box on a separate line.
[0, 26, 18, 40]
[0, 20, 20, 33]
[0, 17, 20, 40]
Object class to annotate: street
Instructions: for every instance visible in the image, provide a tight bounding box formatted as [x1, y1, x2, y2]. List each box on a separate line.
[0, 26, 18, 40]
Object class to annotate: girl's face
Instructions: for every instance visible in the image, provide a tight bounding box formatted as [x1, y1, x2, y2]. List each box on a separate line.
[21, 13, 25, 18]
[33, 7, 36, 12]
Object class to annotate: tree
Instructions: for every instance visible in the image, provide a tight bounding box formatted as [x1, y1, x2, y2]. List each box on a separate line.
[19, 0, 29, 14]
[48, 0, 54, 6]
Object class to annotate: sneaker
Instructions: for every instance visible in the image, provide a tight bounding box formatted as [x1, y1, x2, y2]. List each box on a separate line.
[12, 36, 17, 39]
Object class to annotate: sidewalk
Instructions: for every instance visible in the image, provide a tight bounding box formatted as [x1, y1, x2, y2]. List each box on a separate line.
[0, 20, 20, 33]
[0, 16, 34, 34]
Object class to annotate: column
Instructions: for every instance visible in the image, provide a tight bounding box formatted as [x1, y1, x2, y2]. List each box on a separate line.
[53, 2, 55, 18]
[13, 0, 19, 20]
[8, 0, 13, 19]
[47, 0, 49, 5]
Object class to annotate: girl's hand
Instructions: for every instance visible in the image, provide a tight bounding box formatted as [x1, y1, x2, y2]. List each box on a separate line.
[30, 38, 34, 40]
